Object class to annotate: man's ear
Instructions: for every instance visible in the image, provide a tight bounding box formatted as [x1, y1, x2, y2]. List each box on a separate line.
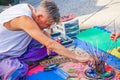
[37, 14, 43, 20]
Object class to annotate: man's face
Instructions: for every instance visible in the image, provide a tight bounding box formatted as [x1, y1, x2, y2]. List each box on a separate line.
[36, 14, 54, 30]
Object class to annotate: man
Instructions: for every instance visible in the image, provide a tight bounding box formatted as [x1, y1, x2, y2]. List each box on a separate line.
[0, 0, 91, 79]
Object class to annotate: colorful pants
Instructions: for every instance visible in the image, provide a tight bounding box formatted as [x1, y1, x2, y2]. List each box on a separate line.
[0, 39, 56, 80]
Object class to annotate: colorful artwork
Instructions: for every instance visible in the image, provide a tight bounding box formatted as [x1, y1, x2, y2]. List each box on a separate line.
[75, 26, 120, 69]
[107, 47, 120, 58]
[77, 26, 120, 52]
[85, 54, 115, 79]
[26, 26, 120, 80]
[61, 62, 89, 79]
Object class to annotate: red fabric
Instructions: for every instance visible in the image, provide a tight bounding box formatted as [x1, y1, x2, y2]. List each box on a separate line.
[27, 65, 45, 76]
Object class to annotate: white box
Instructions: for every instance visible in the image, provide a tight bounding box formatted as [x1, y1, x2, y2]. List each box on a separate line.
[53, 18, 80, 38]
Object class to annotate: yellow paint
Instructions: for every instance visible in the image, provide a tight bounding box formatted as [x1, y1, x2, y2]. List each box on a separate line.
[107, 47, 120, 58]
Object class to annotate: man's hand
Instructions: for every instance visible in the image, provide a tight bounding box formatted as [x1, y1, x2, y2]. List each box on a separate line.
[76, 53, 94, 63]
[47, 48, 52, 55]
[43, 30, 52, 55]
[110, 32, 120, 41]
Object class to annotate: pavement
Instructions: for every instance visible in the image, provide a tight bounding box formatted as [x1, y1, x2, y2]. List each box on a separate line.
[77, 0, 120, 31]
[0, 0, 120, 32]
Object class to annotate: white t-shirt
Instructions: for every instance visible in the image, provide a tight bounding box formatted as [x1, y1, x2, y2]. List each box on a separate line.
[0, 4, 33, 58]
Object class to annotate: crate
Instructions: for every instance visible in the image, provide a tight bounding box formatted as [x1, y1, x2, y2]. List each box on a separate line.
[53, 18, 80, 38]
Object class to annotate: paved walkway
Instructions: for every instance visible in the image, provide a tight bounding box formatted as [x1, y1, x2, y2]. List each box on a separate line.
[78, 0, 120, 32]
[0, 0, 120, 32]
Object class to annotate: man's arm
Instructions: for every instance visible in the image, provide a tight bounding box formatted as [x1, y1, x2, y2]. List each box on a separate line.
[5, 16, 90, 62]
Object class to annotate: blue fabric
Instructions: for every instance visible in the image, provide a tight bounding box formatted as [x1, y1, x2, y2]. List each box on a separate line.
[26, 67, 69, 80]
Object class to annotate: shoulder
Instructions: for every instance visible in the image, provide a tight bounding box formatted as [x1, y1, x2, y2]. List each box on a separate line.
[4, 15, 33, 30]
[11, 15, 33, 26]
[17, 15, 32, 21]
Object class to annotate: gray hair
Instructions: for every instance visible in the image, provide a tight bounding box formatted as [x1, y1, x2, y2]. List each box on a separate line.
[40, 0, 60, 23]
